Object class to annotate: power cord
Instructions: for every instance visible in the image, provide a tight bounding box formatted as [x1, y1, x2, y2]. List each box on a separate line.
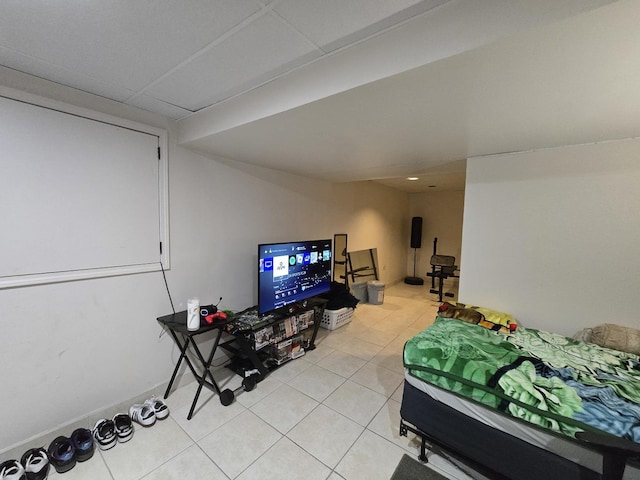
[158, 261, 175, 339]
[160, 261, 175, 314]
[157, 260, 229, 368]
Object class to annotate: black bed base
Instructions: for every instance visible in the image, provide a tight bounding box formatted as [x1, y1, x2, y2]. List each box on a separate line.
[399, 381, 602, 480]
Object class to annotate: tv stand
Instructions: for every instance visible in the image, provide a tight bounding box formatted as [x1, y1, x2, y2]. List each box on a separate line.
[157, 297, 326, 417]
[220, 297, 326, 378]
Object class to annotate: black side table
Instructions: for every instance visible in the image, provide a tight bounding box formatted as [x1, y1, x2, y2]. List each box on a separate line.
[157, 311, 258, 419]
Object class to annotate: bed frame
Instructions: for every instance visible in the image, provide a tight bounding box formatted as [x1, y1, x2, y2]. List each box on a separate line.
[399, 381, 640, 480]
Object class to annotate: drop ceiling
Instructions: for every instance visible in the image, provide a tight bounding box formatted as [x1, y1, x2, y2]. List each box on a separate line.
[0, 0, 635, 192]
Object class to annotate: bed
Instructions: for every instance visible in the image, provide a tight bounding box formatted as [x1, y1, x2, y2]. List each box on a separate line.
[399, 308, 640, 480]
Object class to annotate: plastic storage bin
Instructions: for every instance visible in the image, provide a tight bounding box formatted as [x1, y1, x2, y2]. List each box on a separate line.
[367, 281, 385, 305]
[321, 307, 354, 330]
[351, 282, 368, 303]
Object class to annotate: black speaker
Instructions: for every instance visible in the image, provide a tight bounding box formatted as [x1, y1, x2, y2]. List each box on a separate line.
[410, 217, 423, 248]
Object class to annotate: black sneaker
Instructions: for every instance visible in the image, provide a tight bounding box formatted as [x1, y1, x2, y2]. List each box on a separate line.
[0, 459, 25, 480]
[47, 436, 76, 474]
[113, 414, 134, 443]
[70, 428, 94, 462]
[92, 419, 117, 451]
[20, 448, 49, 480]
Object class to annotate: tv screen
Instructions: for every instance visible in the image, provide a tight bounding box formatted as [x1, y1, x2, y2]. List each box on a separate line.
[258, 239, 332, 315]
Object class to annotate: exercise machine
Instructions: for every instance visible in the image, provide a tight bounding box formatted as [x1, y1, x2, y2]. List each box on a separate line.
[426, 237, 459, 302]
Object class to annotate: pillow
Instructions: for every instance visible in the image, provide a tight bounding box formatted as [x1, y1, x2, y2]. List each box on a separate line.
[590, 324, 640, 356]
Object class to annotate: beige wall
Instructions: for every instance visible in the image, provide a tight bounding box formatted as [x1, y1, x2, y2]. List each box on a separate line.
[407, 190, 465, 280]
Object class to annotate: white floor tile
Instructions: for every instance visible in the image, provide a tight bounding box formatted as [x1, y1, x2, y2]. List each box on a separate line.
[333, 337, 383, 361]
[48, 453, 113, 480]
[100, 417, 193, 480]
[266, 356, 312, 383]
[250, 384, 318, 434]
[327, 473, 347, 480]
[368, 348, 405, 375]
[198, 410, 281, 479]
[352, 326, 399, 347]
[140, 444, 228, 480]
[157, 380, 197, 413]
[301, 341, 335, 364]
[353, 305, 393, 323]
[316, 349, 367, 378]
[335, 429, 407, 480]
[391, 382, 404, 403]
[348, 361, 404, 396]
[367, 399, 417, 453]
[235, 375, 284, 408]
[315, 326, 354, 349]
[323, 380, 387, 427]
[171, 390, 246, 441]
[287, 404, 364, 469]
[236, 437, 331, 480]
[287, 364, 346, 402]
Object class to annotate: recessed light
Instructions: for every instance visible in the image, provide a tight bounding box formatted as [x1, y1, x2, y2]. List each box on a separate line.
[407, 177, 419, 181]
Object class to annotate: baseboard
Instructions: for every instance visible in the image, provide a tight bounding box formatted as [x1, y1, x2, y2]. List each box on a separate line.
[0, 374, 194, 461]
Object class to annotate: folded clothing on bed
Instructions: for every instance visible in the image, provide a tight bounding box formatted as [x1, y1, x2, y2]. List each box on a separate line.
[404, 317, 640, 442]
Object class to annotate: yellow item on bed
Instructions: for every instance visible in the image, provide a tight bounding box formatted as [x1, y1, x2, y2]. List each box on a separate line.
[437, 302, 517, 334]
[456, 302, 517, 327]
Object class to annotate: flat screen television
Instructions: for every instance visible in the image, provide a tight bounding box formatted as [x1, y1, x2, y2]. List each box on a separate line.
[258, 239, 332, 315]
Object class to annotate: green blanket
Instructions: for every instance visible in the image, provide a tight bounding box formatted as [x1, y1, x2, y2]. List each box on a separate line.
[404, 317, 640, 441]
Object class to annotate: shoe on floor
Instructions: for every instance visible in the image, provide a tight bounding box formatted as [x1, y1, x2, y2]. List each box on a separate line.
[71, 428, 95, 462]
[129, 403, 156, 427]
[20, 448, 49, 480]
[92, 419, 117, 451]
[47, 436, 76, 474]
[144, 396, 169, 420]
[113, 413, 134, 443]
[0, 459, 25, 480]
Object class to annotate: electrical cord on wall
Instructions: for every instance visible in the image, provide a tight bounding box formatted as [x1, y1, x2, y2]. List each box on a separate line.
[160, 261, 175, 315]
[158, 261, 175, 339]
[158, 261, 230, 367]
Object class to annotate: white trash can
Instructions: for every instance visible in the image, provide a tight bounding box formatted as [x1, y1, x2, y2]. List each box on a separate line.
[351, 282, 368, 303]
[367, 281, 385, 305]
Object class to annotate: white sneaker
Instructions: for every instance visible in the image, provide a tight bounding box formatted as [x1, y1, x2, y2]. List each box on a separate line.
[129, 403, 156, 427]
[144, 396, 169, 420]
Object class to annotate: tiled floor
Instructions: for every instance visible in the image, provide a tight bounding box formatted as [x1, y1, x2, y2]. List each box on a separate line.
[48, 281, 475, 480]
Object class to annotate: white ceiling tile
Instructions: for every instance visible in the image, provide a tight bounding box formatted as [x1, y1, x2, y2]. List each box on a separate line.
[127, 94, 193, 120]
[0, 46, 135, 102]
[182, 0, 637, 186]
[0, 0, 263, 91]
[274, 0, 449, 51]
[0, 0, 620, 192]
[146, 13, 321, 111]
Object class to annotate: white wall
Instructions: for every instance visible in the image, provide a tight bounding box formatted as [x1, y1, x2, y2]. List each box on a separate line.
[408, 190, 465, 278]
[459, 139, 640, 336]
[0, 72, 409, 453]
[168, 156, 410, 313]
